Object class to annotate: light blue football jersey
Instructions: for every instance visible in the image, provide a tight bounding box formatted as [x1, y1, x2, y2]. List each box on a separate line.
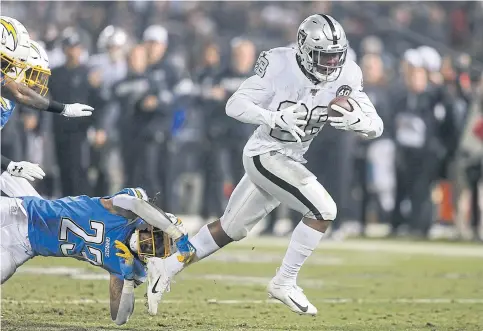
[21, 188, 147, 280]
[1, 73, 16, 129]
[1, 96, 16, 129]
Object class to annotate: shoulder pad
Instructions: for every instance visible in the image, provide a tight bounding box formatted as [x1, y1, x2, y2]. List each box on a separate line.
[254, 47, 291, 79]
[339, 60, 363, 91]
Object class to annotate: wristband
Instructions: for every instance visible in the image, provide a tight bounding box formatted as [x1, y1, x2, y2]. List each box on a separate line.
[46, 100, 65, 114]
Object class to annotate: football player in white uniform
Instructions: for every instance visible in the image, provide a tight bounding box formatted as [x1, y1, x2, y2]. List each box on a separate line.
[147, 14, 384, 315]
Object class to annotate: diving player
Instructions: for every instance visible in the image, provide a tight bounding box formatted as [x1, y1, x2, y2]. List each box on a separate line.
[146, 14, 384, 316]
[0, 187, 196, 325]
[1, 16, 93, 183]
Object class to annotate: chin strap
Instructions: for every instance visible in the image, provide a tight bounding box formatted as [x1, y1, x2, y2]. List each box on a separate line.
[295, 54, 320, 85]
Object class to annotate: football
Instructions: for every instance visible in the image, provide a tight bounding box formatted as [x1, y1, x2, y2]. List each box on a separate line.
[327, 96, 353, 117]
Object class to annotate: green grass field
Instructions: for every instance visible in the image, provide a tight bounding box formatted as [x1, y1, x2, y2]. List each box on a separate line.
[1, 238, 483, 331]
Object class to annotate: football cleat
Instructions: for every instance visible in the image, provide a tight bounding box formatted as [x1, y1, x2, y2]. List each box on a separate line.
[267, 278, 317, 315]
[146, 257, 172, 315]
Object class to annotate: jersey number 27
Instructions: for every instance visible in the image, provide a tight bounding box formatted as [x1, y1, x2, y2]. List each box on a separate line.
[59, 218, 105, 266]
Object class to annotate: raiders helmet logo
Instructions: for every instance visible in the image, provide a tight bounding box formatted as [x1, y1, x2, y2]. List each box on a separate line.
[336, 85, 352, 97]
[297, 30, 307, 48]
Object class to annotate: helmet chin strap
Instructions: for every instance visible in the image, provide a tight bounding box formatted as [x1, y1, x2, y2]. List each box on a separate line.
[296, 54, 320, 85]
[129, 231, 139, 253]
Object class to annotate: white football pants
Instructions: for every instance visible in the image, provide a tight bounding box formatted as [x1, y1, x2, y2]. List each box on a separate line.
[0, 196, 33, 284]
[220, 152, 337, 241]
[0, 171, 41, 197]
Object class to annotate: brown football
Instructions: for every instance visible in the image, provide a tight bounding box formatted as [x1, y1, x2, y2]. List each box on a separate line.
[327, 96, 353, 118]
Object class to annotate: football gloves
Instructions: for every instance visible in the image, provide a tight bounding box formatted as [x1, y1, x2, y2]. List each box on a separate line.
[273, 102, 307, 143]
[6, 161, 45, 181]
[116, 240, 145, 281]
[328, 98, 371, 133]
[175, 234, 196, 264]
[164, 213, 196, 264]
[62, 103, 94, 117]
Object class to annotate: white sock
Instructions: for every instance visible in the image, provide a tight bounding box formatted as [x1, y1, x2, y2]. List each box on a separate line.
[165, 224, 220, 278]
[274, 221, 324, 286]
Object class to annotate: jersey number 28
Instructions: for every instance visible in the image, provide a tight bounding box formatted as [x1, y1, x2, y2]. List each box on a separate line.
[270, 101, 328, 142]
[59, 218, 105, 266]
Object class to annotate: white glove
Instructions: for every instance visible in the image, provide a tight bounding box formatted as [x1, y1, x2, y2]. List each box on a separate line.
[328, 98, 371, 132]
[273, 102, 307, 143]
[7, 161, 45, 181]
[62, 103, 94, 117]
[165, 213, 188, 235]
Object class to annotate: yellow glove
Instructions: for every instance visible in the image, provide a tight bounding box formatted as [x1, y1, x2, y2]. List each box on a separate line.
[115, 240, 134, 265]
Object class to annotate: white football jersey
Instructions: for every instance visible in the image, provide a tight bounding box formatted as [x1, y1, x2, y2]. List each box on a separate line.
[226, 47, 383, 163]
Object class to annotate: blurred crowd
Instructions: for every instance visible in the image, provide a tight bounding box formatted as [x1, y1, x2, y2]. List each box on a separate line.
[2, 1, 483, 240]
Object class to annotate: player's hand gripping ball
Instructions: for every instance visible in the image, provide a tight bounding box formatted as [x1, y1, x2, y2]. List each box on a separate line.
[327, 96, 353, 118]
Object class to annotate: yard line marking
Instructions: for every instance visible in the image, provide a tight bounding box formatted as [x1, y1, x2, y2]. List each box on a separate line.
[3, 298, 483, 305]
[235, 237, 483, 257]
[16, 267, 349, 289]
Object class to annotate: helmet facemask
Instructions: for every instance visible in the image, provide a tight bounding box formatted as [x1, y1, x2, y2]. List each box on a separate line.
[23, 66, 50, 96]
[1, 54, 26, 82]
[299, 42, 347, 83]
[134, 225, 174, 263]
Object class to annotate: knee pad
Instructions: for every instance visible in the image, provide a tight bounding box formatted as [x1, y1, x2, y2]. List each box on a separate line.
[303, 178, 338, 221]
[323, 197, 338, 221]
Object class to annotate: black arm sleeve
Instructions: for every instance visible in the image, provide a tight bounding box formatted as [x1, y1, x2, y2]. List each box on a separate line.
[1, 155, 12, 171]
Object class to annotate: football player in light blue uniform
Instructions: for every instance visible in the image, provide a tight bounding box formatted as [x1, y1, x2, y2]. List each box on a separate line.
[1, 17, 93, 189]
[0, 95, 15, 129]
[0, 187, 195, 325]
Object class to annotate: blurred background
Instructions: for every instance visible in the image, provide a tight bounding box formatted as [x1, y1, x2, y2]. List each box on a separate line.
[2, 1, 482, 241]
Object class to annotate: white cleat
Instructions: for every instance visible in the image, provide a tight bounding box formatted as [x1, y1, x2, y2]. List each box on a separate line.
[146, 257, 172, 316]
[267, 279, 317, 316]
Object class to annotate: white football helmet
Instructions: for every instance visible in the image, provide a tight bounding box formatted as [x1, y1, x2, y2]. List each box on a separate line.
[297, 14, 348, 82]
[23, 40, 51, 96]
[1, 16, 31, 81]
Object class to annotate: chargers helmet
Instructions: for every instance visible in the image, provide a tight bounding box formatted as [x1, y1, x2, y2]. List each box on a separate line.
[23, 40, 51, 96]
[1, 16, 31, 81]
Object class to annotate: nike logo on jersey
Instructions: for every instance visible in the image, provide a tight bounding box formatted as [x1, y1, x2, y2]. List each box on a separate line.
[289, 296, 308, 312]
[152, 276, 162, 294]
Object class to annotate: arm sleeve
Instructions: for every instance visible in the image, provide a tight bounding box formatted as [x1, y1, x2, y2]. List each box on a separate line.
[110, 277, 135, 326]
[225, 50, 280, 128]
[349, 65, 384, 139]
[1, 155, 12, 171]
[112, 194, 183, 240]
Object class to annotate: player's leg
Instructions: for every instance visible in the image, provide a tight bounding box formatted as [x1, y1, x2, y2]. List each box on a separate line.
[0, 196, 34, 284]
[169, 173, 279, 275]
[243, 152, 337, 315]
[0, 171, 41, 197]
[146, 174, 280, 315]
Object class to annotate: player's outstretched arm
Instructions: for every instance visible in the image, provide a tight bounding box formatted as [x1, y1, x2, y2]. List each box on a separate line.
[2, 78, 93, 117]
[109, 274, 135, 325]
[110, 195, 196, 263]
[111, 195, 184, 240]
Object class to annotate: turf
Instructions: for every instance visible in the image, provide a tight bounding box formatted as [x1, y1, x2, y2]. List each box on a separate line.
[1, 238, 482, 331]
